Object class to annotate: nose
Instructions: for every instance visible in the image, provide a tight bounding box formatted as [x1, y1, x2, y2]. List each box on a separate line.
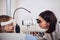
[9, 26, 14, 30]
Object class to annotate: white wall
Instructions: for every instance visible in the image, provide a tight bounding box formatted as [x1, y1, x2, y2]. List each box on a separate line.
[11, 0, 60, 26]
[0, 0, 60, 21]
[0, 0, 6, 15]
[18, 0, 60, 21]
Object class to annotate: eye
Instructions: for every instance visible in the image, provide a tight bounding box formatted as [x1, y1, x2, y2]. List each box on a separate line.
[8, 23, 13, 26]
[36, 19, 41, 23]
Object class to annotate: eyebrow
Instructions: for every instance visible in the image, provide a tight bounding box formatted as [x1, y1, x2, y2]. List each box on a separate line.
[36, 19, 41, 23]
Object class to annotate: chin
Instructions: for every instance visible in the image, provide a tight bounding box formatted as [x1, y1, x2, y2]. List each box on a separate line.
[6, 30, 14, 33]
[7, 31, 14, 33]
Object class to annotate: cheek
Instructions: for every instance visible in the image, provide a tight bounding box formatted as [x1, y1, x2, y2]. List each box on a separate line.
[4, 26, 14, 31]
[9, 26, 14, 30]
[39, 23, 48, 29]
[4, 26, 9, 31]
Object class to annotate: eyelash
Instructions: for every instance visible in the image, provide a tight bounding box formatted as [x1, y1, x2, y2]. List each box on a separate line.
[36, 19, 41, 23]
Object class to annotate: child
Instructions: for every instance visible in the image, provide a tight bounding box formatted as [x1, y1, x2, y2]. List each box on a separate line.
[0, 15, 20, 33]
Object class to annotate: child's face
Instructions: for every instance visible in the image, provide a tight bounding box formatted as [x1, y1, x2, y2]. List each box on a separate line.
[4, 23, 14, 33]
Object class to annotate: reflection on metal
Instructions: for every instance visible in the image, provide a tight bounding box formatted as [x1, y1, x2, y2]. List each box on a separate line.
[6, 0, 11, 16]
[13, 7, 31, 19]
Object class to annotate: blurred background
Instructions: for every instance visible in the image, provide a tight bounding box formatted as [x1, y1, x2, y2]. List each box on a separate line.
[0, 0, 60, 40]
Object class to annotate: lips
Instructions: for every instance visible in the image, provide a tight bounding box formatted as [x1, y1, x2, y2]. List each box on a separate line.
[9, 27, 14, 33]
[11, 27, 14, 31]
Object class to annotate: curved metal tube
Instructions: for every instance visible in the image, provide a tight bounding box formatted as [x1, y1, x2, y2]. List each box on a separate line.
[13, 7, 31, 19]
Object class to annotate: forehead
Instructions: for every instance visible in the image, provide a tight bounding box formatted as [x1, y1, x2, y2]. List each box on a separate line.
[38, 16, 43, 20]
[38, 16, 46, 21]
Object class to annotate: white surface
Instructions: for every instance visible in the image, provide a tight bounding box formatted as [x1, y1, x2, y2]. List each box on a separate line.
[0, 33, 25, 40]
[21, 24, 48, 33]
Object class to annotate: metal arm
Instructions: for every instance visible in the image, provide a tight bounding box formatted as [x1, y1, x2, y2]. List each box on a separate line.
[13, 7, 31, 19]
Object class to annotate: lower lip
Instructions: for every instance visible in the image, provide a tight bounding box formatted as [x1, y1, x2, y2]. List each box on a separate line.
[11, 27, 14, 30]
